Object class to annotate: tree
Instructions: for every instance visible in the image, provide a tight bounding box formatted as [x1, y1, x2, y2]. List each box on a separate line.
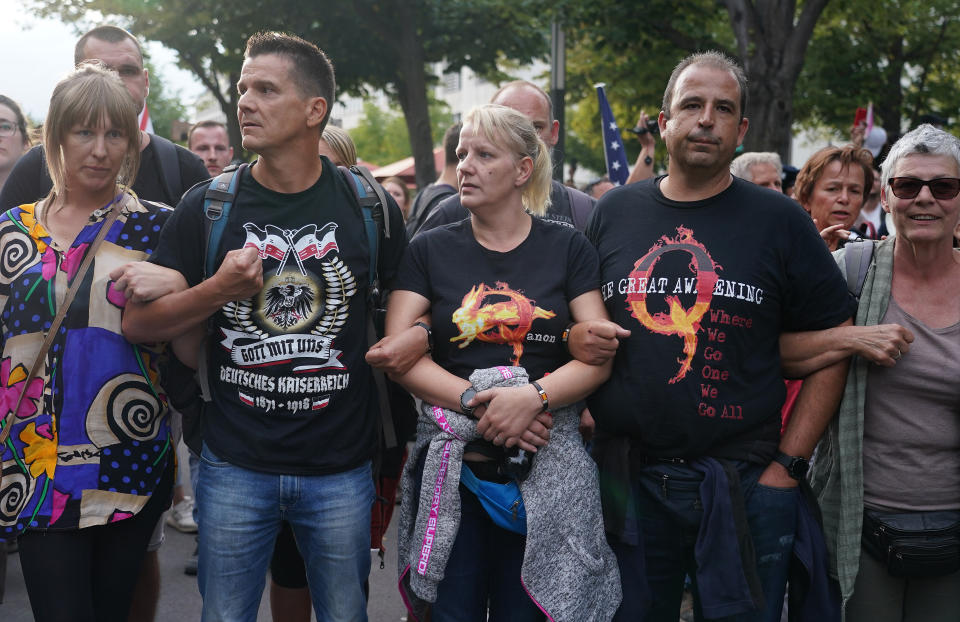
[32, 0, 550, 186]
[561, 0, 830, 161]
[350, 103, 412, 167]
[142, 57, 187, 140]
[795, 0, 960, 144]
[350, 98, 452, 166]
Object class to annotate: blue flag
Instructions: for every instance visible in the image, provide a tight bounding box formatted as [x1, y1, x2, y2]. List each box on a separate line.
[596, 84, 629, 185]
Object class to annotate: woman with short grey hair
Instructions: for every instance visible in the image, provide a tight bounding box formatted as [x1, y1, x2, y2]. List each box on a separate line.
[811, 123, 960, 621]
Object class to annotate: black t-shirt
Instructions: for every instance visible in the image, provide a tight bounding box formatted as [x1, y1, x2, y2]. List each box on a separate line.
[0, 138, 209, 209]
[585, 176, 856, 461]
[405, 182, 457, 237]
[415, 180, 593, 235]
[397, 216, 599, 382]
[149, 157, 408, 474]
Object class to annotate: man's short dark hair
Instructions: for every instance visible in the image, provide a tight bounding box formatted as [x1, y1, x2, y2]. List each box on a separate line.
[662, 51, 747, 121]
[491, 80, 554, 123]
[188, 120, 228, 148]
[245, 31, 336, 132]
[75, 25, 143, 67]
[443, 122, 462, 167]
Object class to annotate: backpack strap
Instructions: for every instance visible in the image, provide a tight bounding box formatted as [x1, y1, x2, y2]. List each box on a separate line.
[337, 165, 399, 450]
[202, 163, 247, 279]
[151, 134, 183, 206]
[407, 183, 455, 237]
[339, 166, 382, 291]
[843, 240, 875, 299]
[195, 162, 246, 403]
[565, 185, 595, 232]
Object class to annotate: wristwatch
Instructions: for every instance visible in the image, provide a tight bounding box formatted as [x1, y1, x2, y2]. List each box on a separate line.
[413, 321, 433, 353]
[773, 451, 809, 480]
[459, 387, 478, 417]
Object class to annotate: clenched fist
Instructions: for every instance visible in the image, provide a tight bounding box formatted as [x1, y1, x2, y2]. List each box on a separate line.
[213, 246, 263, 301]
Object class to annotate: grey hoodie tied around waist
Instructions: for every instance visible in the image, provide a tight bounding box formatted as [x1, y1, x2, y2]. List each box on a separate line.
[397, 365, 621, 622]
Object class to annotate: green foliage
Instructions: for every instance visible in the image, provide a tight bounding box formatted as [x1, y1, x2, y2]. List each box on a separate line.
[28, 0, 549, 183]
[559, 0, 736, 168]
[350, 103, 412, 167]
[142, 56, 186, 141]
[796, 0, 960, 138]
[565, 89, 663, 176]
[350, 99, 453, 167]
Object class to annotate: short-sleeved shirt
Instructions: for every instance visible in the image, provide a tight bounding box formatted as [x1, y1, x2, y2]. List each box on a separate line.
[0, 138, 209, 210]
[0, 196, 173, 539]
[863, 297, 960, 511]
[149, 157, 407, 475]
[586, 177, 856, 461]
[396, 216, 599, 382]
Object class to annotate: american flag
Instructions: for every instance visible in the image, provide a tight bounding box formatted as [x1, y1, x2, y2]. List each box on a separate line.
[596, 84, 629, 185]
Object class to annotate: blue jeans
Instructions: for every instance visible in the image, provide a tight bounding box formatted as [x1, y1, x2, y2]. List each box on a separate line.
[612, 461, 797, 622]
[197, 443, 373, 622]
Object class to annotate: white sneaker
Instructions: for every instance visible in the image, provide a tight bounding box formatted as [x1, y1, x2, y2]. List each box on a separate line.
[165, 496, 198, 533]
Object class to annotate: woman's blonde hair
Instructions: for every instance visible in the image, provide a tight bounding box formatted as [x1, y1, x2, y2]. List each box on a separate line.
[462, 104, 552, 216]
[320, 125, 357, 167]
[43, 62, 141, 202]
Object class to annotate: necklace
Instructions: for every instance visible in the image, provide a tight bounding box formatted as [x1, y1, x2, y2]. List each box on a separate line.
[40, 188, 124, 232]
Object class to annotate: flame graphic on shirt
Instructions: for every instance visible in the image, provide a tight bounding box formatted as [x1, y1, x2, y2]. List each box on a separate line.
[627, 226, 720, 383]
[450, 282, 556, 364]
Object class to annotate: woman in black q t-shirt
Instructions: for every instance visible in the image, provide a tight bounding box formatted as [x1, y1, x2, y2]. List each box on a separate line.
[387, 104, 617, 621]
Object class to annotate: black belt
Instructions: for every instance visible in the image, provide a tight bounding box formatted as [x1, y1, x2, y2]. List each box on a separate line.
[632, 455, 690, 466]
[463, 459, 511, 484]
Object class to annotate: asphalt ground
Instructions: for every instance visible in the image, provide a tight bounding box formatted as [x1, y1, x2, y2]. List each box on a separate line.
[0, 439, 407, 622]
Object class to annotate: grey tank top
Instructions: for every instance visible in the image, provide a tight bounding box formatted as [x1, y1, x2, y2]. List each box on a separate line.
[863, 297, 960, 511]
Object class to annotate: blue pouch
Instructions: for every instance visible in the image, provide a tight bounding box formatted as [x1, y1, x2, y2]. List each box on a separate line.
[460, 464, 527, 535]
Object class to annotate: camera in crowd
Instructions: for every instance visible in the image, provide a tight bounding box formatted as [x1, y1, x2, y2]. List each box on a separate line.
[628, 119, 660, 137]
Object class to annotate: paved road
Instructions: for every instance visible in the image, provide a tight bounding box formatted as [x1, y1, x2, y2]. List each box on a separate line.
[0, 441, 407, 621]
[1, 513, 406, 622]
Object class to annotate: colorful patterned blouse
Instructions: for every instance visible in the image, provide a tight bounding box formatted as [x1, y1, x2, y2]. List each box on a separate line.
[0, 195, 173, 539]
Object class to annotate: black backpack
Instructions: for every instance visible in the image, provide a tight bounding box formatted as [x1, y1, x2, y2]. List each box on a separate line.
[405, 182, 457, 237]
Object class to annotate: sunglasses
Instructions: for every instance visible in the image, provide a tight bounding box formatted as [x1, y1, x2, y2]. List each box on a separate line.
[888, 177, 960, 200]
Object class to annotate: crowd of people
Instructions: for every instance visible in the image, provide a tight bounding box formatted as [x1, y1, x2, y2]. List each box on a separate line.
[0, 22, 957, 622]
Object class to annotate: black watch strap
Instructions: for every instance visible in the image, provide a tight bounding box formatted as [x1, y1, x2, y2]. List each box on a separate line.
[414, 321, 433, 353]
[460, 387, 477, 416]
[773, 450, 809, 480]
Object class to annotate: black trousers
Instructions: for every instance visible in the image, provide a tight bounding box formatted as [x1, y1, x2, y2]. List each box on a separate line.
[18, 457, 174, 622]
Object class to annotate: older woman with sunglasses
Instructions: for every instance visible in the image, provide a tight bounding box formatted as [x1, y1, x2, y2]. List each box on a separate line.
[787, 124, 960, 621]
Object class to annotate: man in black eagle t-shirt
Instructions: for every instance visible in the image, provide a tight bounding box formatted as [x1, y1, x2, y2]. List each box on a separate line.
[122, 33, 408, 619]
[0, 26, 208, 212]
[572, 52, 855, 621]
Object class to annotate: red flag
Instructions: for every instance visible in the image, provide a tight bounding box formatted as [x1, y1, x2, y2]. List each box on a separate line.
[138, 103, 154, 134]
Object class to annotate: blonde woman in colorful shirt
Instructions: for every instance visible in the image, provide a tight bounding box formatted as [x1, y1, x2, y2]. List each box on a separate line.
[0, 63, 185, 621]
